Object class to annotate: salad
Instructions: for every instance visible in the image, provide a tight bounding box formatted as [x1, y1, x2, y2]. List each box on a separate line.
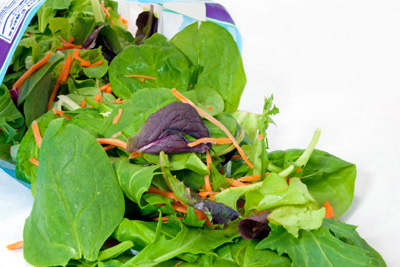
[1, 0, 386, 266]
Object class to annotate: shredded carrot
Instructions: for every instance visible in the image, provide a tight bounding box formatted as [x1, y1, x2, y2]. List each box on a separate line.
[110, 20, 115, 25]
[227, 178, 248, 187]
[13, 52, 52, 93]
[199, 191, 218, 198]
[112, 108, 123, 125]
[231, 155, 241, 160]
[204, 151, 214, 200]
[125, 74, 157, 82]
[284, 177, 288, 182]
[171, 88, 253, 169]
[94, 94, 102, 103]
[238, 174, 261, 182]
[207, 106, 213, 111]
[56, 36, 82, 50]
[257, 134, 264, 140]
[88, 60, 103, 68]
[52, 108, 72, 119]
[288, 177, 292, 184]
[171, 202, 213, 226]
[147, 186, 180, 202]
[129, 152, 143, 159]
[323, 201, 334, 219]
[6, 241, 24, 250]
[188, 137, 231, 147]
[111, 131, 122, 138]
[103, 145, 116, 151]
[31, 121, 42, 149]
[101, 0, 111, 17]
[80, 99, 86, 108]
[151, 216, 183, 222]
[100, 83, 111, 91]
[48, 54, 73, 110]
[105, 86, 113, 94]
[72, 49, 91, 67]
[97, 138, 127, 150]
[29, 157, 39, 167]
[296, 167, 302, 173]
[112, 98, 126, 104]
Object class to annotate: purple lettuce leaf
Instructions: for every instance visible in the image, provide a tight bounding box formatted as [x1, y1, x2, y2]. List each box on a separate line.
[191, 195, 240, 225]
[237, 212, 271, 240]
[126, 102, 211, 154]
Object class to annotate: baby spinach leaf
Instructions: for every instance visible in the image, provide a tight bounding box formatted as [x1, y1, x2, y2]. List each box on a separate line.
[268, 149, 357, 218]
[126, 102, 211, 154]
[171, 22, 246, 112]
[109, 34, 191, 100]
[18, 53, 64, 105]
[23, 74, 54, 126]
[257, 220, 386, 267]
[122, 222, 238, 266]
[16, 111, 58, 185]
[193, 84, 224, 116]
[114, 157, 160, 205]
[23, 122, 125, 266]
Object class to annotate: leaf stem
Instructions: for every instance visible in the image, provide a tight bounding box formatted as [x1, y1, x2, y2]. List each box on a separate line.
[278, 128, 321, 177]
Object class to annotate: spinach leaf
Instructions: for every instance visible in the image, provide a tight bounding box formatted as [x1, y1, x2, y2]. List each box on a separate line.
[17, 53, 64, 105]
[0, 85, 24, 141]
[268, 149, 357, 218]
[37, 0, 72, 33]
[126, 102, 211, 154]
[114, 157, 160, 205]
[257, 220, 386, 267]
[171, 22, 246, 112]
[122, 222, 238, 266]
[109, 34, 191, 100]
[23, 74, 54, 126]
[23, 122, 125, 266]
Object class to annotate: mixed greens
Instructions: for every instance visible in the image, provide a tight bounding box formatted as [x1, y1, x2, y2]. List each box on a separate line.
[0, 0, 386, 266]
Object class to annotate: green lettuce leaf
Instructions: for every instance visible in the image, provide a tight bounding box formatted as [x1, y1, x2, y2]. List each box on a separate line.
[257, 219, 386, 267]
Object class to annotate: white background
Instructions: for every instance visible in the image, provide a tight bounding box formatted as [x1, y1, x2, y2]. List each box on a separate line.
[1, 0, 399, 266]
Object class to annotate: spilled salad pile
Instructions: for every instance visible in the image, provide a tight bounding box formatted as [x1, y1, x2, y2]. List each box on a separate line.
[1, 0, 386, 266]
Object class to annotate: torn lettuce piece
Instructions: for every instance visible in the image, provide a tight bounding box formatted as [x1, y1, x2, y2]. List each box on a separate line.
[126, 102, 211, 154]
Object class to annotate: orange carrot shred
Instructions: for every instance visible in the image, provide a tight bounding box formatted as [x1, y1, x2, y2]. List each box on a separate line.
[31, 121, 42, 148]
[203, 151, 214, 200]
[207, 106, 213, 111]
[97, 138, 127, 150]
[296, 167, 302, 173]
[52, 108, 72, 119]
[227, 178, 248, 187]
[80, 99, 86, 108]
[101, 0, 111, 17]
[171, 88, 253, 169]
[100, 83, 111, 91]
[113, 108, 123, 125]
[103, 145, 116, 151]
[6, 241, 24, 250]
[111, 131, 122, 138]
[238, 174, 261, 182]
[231, 155, 241, 160]
[125, 74, 157, 82]
[94, 94, 102, 103]
[72, 49, 91, 67]
[257, 134, 264, 140]
[147, 186, 180, 202]
[112, 98, 126, 104]
[188, 137, 231, 147]
[323, 201, 334, 219]
[199, 191, 218, 198]
[48, 54, 73, 110]
[105, 86, 113, 94]
[29, 157, 39, 166]
[129, 152, 143, 159]
[13, 52, 52, 92]
[288, 177, 292, 184]
[88, 60, 103, 67]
